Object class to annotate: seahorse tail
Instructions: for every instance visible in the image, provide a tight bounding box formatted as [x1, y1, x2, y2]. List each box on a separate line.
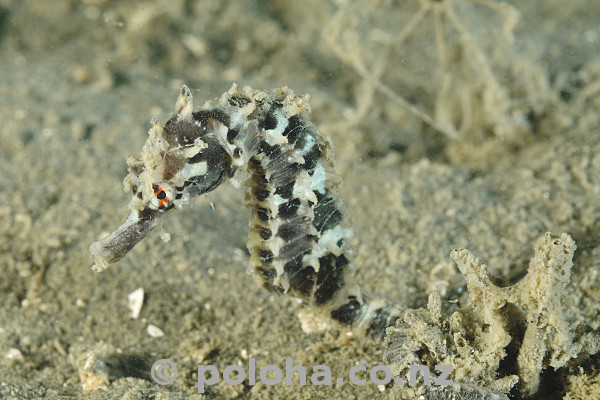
[318, 281, 402, 338]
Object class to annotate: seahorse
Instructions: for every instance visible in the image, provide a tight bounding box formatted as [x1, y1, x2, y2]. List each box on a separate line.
[89, 84, 401, 337]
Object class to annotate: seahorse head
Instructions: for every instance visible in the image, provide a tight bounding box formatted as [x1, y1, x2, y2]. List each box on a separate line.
[125, 86, 232, 213]
[89, 86, 232, 270]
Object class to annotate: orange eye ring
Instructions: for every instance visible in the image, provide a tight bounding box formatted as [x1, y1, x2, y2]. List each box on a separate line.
[154, 188, 170, 208]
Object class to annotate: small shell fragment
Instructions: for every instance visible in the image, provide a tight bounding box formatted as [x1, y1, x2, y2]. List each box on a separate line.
[128, 287, 144, 319]
[147, 324, 165, 337]
[5, 347, 24, 363]
[296, 308, 331, 334]
[75, 342, 112, 391]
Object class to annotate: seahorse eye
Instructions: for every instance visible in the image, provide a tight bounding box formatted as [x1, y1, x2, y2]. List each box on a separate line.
[155, 189, 167, 200]
[150, 186, 173, 209]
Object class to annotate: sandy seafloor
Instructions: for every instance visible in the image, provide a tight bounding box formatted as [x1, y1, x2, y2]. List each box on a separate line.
[0, 0, 599, 399]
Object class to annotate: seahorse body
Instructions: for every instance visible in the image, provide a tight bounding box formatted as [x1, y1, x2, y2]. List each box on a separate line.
[89, 84, 401, 337]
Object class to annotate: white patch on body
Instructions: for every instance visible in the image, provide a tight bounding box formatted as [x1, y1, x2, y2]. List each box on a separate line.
[309, 163, 327, 194]
[300, 134, 315, 154]
[307, 225, 348, 261]
[180, 160, 208, 180]
[292, 170, 318, 204]
[262, 110, 290, 147]
[272, 194, 288, 206]
[265, 110, 289, 146]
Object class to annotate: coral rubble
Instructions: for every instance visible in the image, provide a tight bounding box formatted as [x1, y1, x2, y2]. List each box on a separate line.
[385, 232, 600, 398]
